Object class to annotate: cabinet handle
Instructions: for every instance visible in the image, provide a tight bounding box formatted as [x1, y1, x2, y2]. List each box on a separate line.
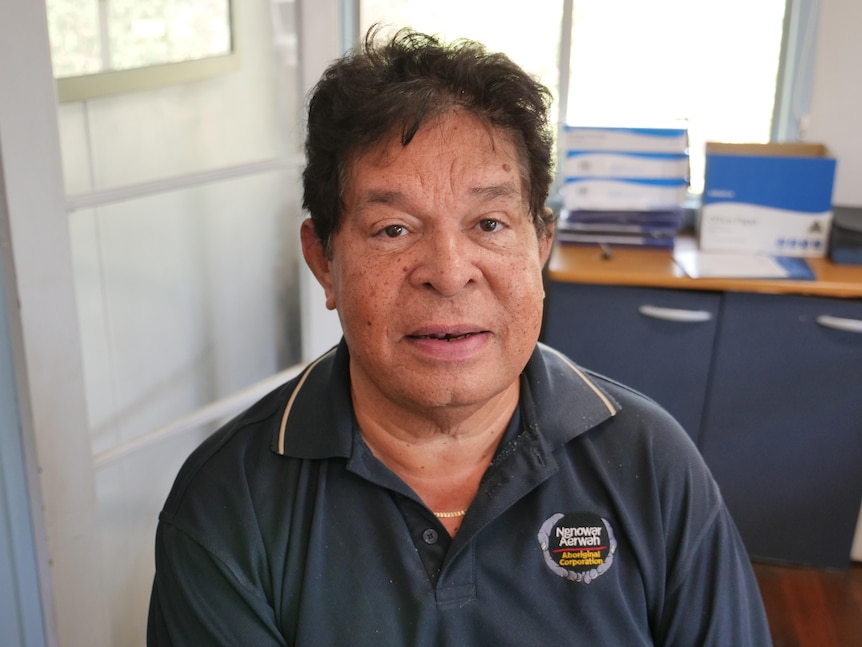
[637, 304, 713, 323]
[815, 314, 862, 334]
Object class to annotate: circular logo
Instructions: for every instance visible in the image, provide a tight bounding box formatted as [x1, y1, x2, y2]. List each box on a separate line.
[536, 512, 617, 584]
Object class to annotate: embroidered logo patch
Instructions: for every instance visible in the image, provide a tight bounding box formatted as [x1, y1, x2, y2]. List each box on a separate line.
[537, 512, 617, 583]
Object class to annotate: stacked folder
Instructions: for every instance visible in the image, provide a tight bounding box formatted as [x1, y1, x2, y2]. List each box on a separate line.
[558, 126, 690, 249]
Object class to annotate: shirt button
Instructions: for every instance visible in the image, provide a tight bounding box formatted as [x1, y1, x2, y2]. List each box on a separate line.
[422, 528, 438, 544]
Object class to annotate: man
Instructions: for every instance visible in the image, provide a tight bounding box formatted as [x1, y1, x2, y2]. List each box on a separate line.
[148, 28, 772, 646]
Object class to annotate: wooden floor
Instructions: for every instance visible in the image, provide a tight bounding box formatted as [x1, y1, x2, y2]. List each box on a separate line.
[753, 560, 862, 647]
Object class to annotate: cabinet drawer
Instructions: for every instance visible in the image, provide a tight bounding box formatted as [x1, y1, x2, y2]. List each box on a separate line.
[699, 292, 862, 568]
[544, 283, 721, 443]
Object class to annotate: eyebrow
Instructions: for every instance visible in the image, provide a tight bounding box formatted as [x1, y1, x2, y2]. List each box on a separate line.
[469, 183, 521, 201]
[356, 189, 404, 208]
[356, 183, 521, 209]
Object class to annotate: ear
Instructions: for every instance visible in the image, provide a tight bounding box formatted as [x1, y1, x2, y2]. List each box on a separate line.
[300, 219, 337, 311]
[538, 208, 555, 267]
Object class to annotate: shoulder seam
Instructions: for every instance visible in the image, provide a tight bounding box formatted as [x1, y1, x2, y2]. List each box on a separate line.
[665, 491, 723, 599]
[157, 516, 271, 606]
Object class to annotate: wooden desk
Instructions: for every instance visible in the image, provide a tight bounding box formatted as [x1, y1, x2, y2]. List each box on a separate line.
[547, 237, 862, 299]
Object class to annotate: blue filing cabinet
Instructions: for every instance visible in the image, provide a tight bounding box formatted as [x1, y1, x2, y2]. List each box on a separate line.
[544, 283, 720, 445]
[543, 244, 862, 569]
[698, 292, 862, 569]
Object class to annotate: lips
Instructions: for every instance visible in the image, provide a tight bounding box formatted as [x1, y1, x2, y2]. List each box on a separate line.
[404, 327, 490, 361]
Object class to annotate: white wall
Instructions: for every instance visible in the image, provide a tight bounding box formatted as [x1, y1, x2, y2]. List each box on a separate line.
[805, 0, 862, 207]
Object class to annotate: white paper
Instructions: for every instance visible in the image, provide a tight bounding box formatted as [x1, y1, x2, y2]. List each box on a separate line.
[673, 250, 792, 279]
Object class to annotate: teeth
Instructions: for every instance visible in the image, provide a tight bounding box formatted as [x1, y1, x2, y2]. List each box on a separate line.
[423, 332, 472, 341]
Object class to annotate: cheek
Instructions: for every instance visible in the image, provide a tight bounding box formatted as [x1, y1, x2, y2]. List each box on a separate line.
[504, 255, 546, 300]
[510, 263, 547, 328]
[338, 263, 401, 329]
[493, 270, 545, 337]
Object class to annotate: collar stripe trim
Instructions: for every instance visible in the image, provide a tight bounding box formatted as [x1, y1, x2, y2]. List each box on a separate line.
[544, 346, 618, 416]
[277, 348, 337, 455]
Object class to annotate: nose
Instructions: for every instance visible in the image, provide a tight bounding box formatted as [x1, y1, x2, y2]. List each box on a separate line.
[409, 226, 482, 297]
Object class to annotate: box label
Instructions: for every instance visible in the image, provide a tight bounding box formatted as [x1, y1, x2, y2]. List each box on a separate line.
[700, 203, 831, 257]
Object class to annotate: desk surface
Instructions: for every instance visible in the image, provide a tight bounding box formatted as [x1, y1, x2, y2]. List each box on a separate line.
[547, 238, 862, 299]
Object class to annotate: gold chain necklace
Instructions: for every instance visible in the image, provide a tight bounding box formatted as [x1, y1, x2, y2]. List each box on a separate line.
[433, 509, 467, 518]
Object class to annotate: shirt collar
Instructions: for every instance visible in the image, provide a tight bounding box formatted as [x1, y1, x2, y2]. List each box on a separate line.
[274, 339, 619, 459]
[274, 340, 354, 458]
[521, 343, 620, 450]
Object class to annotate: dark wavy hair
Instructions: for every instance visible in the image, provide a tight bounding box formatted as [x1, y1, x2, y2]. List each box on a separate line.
[302, 27, 556, 255]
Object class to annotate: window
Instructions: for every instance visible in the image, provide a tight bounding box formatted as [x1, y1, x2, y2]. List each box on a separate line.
[356, 0, 801, 194]
[358, 0, 564, 128]
[46, 0, 235, 101]
[563, 0, 786, 192]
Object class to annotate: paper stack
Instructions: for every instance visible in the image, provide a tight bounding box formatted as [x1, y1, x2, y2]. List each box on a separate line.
[558, 126, 690, 249]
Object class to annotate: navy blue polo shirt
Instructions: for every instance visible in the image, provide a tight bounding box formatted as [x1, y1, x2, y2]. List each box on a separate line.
[148, 340, 771, 646]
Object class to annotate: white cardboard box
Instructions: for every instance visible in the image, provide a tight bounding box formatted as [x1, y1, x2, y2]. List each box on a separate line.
[563, 151, 689, 179]
[563, 126, 688, 154]
[562, 177, 689, 211]
[699, 142, 837, 258]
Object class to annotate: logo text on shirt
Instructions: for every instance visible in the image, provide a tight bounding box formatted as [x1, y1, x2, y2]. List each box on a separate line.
[537, 512, 617, 583]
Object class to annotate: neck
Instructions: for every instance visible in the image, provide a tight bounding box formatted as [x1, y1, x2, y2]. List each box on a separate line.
[352, 379, 519, 470]
[352, 376, 520, 535]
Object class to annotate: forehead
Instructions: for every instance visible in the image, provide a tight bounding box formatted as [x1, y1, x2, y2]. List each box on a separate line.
[343, 110, 527, 197]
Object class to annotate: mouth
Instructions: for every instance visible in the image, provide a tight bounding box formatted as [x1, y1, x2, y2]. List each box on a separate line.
[408, 331, 484, 342]
[403, 327, 490, 360]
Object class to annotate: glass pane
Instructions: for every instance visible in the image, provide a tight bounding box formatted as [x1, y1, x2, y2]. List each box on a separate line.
[69, 169, 303, 454]
[46, 0, 232, 78]
[565, 0, 787, 191]
[107, 0, 232, 71]
[55, 11, 297, 194]
[359, 0, 564, 125]
[46, 0, 102, 77]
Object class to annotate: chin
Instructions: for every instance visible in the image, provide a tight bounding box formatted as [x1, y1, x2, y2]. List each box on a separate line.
[397, 372, 515, 412]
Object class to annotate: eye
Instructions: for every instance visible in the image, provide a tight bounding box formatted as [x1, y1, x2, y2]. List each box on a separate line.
[478, 219, 501, 233]
[382, 224, 405, 238]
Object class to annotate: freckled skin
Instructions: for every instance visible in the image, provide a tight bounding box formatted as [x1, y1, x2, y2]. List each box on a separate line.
[302, 109, 553, 428]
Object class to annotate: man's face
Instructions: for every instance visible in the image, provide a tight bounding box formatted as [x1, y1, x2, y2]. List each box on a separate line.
[303, 109, 553, 418]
